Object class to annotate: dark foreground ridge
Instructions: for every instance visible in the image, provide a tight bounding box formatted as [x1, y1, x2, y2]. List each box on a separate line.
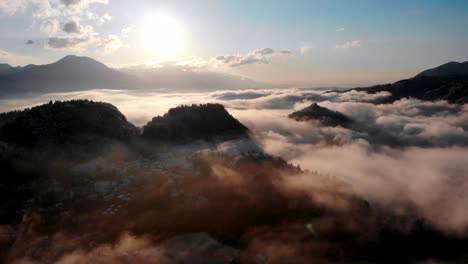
[142, 103, 249, 143]
[337, 60, 468, 104]
[0, 100, 138, 147]
[289, 103, 352, 127]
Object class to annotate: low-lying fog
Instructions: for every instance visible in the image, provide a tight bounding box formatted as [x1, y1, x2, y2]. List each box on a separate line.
[2, 87, 468, 234]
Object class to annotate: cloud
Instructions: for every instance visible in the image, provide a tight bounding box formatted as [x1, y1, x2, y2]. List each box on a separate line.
[22, 0, 122, 54]
[97, 12, 111, 25]
[62, 20, 94, 34]
[336, 40, 361, 49]
[300, 44, 314, 54]
[47, 36, 91, 49]
[215, 48, 292, 67]
[63, 20, 80, 33]
[60, 0, 108, 9]
[283, 142, 468, 232]
[1, 88, 468, 234]
[25, 40, 34, 45]
[0, 0, 26, 15]
[61, 0, 82, 5]
[31, 0, 57, 18]
[84, 10, 112, 25]
[336, 27, 345, 32]
[121, 26, 132, 38]
[0, 50, 35, 65]
[40, 19, 60, 34]
[2, 86, 468, 263]
[98, 34, 123, 53]
[120, 47, 292, 71]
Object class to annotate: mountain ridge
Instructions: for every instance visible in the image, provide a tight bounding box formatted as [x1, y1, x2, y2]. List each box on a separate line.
[415, 61, 468, 78]
[0, 55, 137, 95]
[338, 60, 468, 104]
[0, 55, 268, 95]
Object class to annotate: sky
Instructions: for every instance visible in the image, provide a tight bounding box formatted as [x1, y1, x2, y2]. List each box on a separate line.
[0, 0, 468, 87]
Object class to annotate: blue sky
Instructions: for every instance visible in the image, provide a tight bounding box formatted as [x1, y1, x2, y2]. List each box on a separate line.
[0, 0, 467, 87]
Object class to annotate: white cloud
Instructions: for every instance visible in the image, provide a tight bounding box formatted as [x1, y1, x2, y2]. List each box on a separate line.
[214, 48, 292, 67]
[0, 0, 27, 15]
[121, 26, 133, 38]
[46, 33, 122, 53]
[98, 34, 123, 53]
[47, 36, 92, 50]
[335, 40, 361, 49]
[40, 19, 60, 34]
[0, 50, 34, 65]
[336, 27, 345, 32]
[31, 0, 57, 18]
[86, 10, 112, 25]
[97, 12, 111, 25]
[299, 44, 314, 54]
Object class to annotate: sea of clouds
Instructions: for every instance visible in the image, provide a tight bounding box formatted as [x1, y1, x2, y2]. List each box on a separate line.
[1, 87, 468, 232]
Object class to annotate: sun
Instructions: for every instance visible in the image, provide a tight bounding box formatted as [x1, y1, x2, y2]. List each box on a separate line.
[142, 14, 184, 55]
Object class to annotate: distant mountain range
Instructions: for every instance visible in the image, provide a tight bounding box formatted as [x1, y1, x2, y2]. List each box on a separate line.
[342, 61, 468, 104]
[1, 56, 467, 102]
[0, 55, 266, 95]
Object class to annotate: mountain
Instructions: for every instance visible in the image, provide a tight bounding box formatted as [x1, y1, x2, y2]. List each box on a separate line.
[416, 61, 468, 78]
[289, 103, 352, 127]
[0, 55, 268, 95]
[0, 63, 13, 73]
[142, 104, 249, 143]
[0, 101, 253, 147]
[341, 61, 468, 104]
[0, 55, 139, 95]
[0, 100, 138, 147]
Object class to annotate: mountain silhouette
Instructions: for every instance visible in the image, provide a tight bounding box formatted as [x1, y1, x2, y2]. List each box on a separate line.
[0, 63, 13, 73]
[0, 55, 137, 94]
[142, 104, 249, 143]
[0, 100, 138, 147]
[339, 60, 468, 104]
[289, 103, 352, 127]
[0, 55, 267, 95]
[415, 61, 468, 78]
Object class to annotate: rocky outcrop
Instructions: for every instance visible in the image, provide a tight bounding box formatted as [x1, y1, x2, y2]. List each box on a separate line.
[142, 104, 249, 143]
[289, 103, 352, 127]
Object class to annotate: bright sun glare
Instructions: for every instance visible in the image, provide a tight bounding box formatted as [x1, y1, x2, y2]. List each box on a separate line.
[142, 14, 184, 55]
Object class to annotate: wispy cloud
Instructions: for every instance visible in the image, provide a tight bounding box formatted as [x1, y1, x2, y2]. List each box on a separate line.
[47, 36, 91, 49]
[335, 40, 361, 49]
[40, 19, 60, 34]
[0, 0, 27, 15]
[336, 27, 345, 32]
[299, 43, 314, 54]
[215, 48, 292, 67]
